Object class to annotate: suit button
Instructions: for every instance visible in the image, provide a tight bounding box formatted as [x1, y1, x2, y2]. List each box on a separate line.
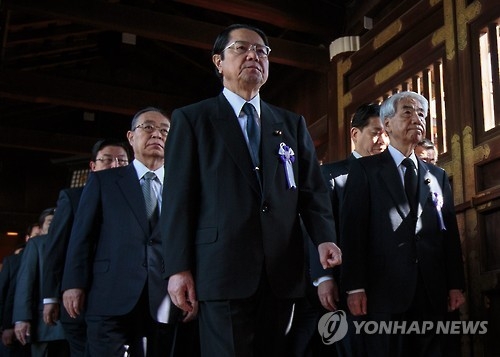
[148, 239, 154, 245]
[415, 258, 419, 264]
[142, 262, 147, 267]
[261, 205, 269, 213]
[415, 235, 421, 241]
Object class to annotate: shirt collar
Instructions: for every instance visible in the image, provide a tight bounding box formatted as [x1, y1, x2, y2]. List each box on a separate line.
[387, 145, 418, 169]
[223, 88, 261, 118]
[352, 150, 362, 159]
[132, 159, 164, 183]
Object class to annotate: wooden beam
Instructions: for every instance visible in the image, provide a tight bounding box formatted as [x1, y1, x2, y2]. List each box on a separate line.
[174, 0, 332, 36]
[0, 126, 98, 155]
[0, 70, 191, 115]
[6, 0, 328, 72]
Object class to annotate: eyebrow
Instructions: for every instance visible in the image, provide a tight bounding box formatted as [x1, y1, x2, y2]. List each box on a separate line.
[141, 120, 170, 126]
[99, 154, 128, 157]
[402, 104, 424, 112]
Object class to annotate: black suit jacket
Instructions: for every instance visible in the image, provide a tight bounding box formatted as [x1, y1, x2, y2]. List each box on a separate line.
[43, 187, 84, 300]
[0, 253, 22, 330]
[309, 154, 356, 281]
[62, 164, 176, 322]
[340, 150, 465, 314]
[13, 236, 66, 342]
[160, 93, 336, 301]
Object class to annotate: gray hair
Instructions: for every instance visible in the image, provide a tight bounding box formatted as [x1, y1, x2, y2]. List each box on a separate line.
[380, 91, 429, 121]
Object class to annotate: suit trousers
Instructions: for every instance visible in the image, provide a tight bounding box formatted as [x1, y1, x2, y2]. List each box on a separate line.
[363, 273, 444, 357]
[86, 284, 176, 357]
[60, 306, 87, 357]
[198, 272, 294, 357]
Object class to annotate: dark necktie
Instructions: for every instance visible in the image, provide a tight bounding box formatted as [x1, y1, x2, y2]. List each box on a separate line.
[401, 158, 418, 215]
[142, 171, 158, 229]
[242, 103, 261, 167]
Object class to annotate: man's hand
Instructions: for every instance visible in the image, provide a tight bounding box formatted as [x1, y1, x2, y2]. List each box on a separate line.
[181, 306, 199, 323]
[317, 279, 339, 311]
[168, 271, 198, 315]
[14, 321, 30, 345]
[448, 289, 465, 311]
[318, 242, 342, 269]
[347, 291, 367, 316]
[2, 328, 15, 346]
[62, 288, 85, 318]
[43, 303, 60, 326]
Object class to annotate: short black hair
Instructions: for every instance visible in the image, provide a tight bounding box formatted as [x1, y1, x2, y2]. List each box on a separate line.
[211, 24, 269, 80]
[38, 207, 56, 227]
[351, 103, 381, 129]
[25, 222, 39, 237]
[130, 107, 169, 131]
[91, 138, 132, 162]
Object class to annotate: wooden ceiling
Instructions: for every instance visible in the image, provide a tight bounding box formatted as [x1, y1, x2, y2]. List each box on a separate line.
[0, 0, 415, 258]
[0, 0, 401, 247]
[0, 0, 388, 161]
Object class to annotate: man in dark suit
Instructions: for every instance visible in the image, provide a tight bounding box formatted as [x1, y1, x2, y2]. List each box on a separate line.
[0, 223, 38, 357]
[1, 252, 29, 356]
[295, 103, 387, 357]
[160, 24, 341, 357]
[61, 107, 181, 357]
[41, 138, 131, 357]
[13, 208, 70, 357]
[340, 91, 466, 356]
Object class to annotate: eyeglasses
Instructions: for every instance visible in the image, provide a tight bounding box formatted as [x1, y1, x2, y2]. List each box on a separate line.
[222, 41, 271, 58]
[134, 123, 170, 137]
[95, 157, 129, 166]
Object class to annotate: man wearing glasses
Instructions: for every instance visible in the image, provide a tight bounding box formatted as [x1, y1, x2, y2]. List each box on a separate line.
[40, 138, 130, 357]
[61, 108, 181, 357]
[160, 24, 341, 356]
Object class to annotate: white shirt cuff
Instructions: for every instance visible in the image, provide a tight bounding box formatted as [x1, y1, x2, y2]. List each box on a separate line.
[347, 289, 365, 294]
[313, 275, 334, 287]
[43, 298, 59, 304]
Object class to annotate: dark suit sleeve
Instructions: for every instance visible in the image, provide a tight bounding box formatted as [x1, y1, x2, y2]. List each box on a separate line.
[160, 108, 199, 277]
[0, 256, 12, 328]
[12, 240, 39, 323]
[62, 174, 101, 291]
[295, 116, 336, 247]
[339, 158, 370, 292]
[43, 189, 74, 299]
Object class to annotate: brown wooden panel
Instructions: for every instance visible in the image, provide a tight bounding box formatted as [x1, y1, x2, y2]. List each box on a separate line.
[477, 159, 500, 191]
[479, 205, 500, 272]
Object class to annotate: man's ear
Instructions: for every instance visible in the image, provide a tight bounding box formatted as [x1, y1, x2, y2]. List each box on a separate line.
[212, 54, 222, 73]
[383, 117, 391, 134]
[350, 127, 359, 144]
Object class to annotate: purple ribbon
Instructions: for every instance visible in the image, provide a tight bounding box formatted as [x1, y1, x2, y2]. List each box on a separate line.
[432, 192, 446, 231]
[278, 142, 296, 189]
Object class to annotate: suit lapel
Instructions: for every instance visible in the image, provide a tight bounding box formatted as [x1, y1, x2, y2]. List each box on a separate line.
[417, 160, 432, 218]
[260, 101, 284, 194]
[118, 165, 150, 235]
[208, 94, 261, 195]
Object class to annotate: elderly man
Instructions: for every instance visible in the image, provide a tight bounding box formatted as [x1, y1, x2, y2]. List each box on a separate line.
[340, 91, 465, 356]
[61, 107, 179, 357]
[160, 24, 341, 357]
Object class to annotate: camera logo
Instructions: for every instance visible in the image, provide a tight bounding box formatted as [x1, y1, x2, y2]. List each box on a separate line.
[317, 310, 348, 344]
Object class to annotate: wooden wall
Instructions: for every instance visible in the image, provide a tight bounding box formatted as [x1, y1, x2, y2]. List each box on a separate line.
[324, 0, 500, 355]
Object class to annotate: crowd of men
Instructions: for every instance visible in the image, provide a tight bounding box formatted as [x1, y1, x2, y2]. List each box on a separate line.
[0, 23, 465, 357]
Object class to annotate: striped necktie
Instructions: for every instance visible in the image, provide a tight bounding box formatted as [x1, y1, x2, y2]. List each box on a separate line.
[142, 171, 158, 228]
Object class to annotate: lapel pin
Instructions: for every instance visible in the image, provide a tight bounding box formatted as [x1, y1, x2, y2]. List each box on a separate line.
[273, 130, 282, 136]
